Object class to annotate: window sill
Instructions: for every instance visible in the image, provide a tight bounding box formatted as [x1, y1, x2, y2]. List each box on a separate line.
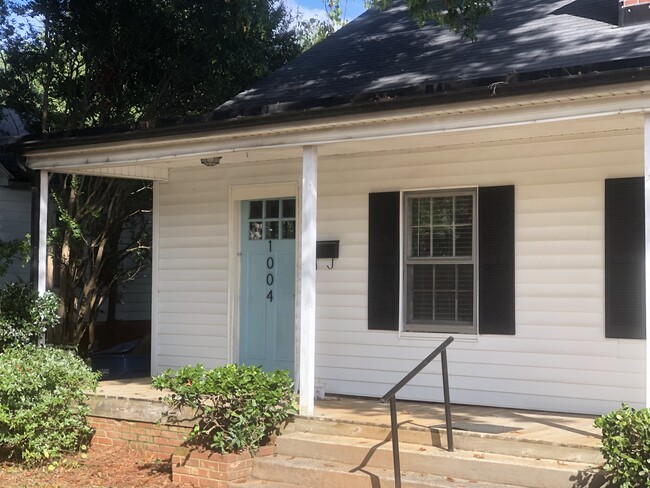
[398, 330, 479, 342]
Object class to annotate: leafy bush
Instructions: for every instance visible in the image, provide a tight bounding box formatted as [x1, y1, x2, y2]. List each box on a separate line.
[152, 364, 296, 454]
[0, 283, 59, 350]
[0, 236, 29, 278]
[0, 346, 100, 464]
[594, 403, 650, 487]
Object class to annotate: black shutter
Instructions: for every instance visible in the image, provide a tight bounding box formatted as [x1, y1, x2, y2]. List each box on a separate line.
[479, 185, 515, 335]
[368, 192, 400, 330]
[605, 178, 645, 339]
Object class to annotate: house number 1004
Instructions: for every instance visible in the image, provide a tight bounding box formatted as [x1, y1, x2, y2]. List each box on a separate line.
[266, 240, 274, 302]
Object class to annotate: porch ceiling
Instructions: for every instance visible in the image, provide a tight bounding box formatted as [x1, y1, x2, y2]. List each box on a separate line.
[46, 111, 644, 180]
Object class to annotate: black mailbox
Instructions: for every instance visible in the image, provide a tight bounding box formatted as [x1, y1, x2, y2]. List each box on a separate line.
[316, 240, 339, 259]
[316, 240, 339, 269]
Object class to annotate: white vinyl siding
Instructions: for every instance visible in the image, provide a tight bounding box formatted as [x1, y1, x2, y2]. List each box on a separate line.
[0, 187, 30, 286]
[155, 130, 644, 415]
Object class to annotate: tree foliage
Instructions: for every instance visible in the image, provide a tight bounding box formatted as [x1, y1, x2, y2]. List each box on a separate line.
[0, 0, 302, 351]
[48, 175, 151, 348]
[374, 0, 493, 40]
[0, 0, 301, 132]
[415, 0, 492, 40]
[296, 0, 346, 51]
[297, 0, 494, 49]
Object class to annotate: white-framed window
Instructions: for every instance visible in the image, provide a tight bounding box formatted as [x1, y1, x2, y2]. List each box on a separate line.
[404, 189, 477, 333]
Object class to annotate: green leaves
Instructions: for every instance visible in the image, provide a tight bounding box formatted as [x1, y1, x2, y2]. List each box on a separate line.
[1, 0, 301, 131]
[595, 403, 650, 487]
[0, 282, 59, 350]
[0, 236, 29, 279]
[0, 345, 99, 465]
[372, 0, 494, 41]
[153, 364, 296, 455]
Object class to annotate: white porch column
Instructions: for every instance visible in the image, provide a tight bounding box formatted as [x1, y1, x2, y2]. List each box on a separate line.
[36, 171, 49, 347]
[38, 170, 48, 295]
[299, 146, 317, 415]
[645, 115, 650, 407]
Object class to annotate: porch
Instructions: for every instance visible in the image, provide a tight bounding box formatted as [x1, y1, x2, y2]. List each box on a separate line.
[89, 378, 605, 487]
[92, 377, 602, 449]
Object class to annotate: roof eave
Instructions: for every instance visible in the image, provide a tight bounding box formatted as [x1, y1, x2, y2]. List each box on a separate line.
[12, 59, 650, 154]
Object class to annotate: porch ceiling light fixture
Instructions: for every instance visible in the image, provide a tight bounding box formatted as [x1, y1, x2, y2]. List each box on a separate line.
[200, 156, 222, 167]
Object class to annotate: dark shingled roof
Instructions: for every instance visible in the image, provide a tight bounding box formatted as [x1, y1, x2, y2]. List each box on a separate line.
[11, 0, 650, 149]
[0, 108, 28, 139]
[215, 0, 650, 117]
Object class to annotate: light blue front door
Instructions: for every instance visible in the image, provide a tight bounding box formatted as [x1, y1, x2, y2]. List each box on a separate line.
[240, 198, 296, 374]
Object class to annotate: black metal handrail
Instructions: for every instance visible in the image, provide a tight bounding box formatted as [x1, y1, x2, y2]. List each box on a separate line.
[379, 335, 455, 488]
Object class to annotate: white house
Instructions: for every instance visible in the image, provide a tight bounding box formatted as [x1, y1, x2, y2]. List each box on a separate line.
[1, 109, 151, 328]
[0, 108, 31, 286]
[14, 0, 650, 415]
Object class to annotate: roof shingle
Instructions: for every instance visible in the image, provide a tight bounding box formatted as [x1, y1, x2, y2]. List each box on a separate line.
[217, 0, 650, 116]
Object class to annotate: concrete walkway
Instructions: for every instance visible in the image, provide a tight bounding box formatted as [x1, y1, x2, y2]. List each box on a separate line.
[93, 377, 602, 450]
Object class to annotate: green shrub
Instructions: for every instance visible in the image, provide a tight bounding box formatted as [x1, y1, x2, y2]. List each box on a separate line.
[0, 345, 100, 464]
[594, 403, 650, 487]
[0, 282, 59, 350]
[152, 364, 296, 454]
[0, 236, 29, 279]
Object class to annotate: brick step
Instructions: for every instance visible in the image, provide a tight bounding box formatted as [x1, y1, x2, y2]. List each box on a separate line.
[274, 431, 606, 488]
[252, 454, 525, 488]
[284, 416, 603, 464]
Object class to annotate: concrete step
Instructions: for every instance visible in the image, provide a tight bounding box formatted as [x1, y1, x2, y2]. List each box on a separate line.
[275, 431, 606, 488]
[253, 454, 525, 488]
[284, 416, 603, 464]
[228, 479, 307, 488]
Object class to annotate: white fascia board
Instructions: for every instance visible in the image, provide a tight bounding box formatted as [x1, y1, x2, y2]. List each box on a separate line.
[25, 83, 650, 171]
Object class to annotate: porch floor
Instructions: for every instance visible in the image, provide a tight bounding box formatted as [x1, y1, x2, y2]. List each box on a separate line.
[94, 378, 602, 450]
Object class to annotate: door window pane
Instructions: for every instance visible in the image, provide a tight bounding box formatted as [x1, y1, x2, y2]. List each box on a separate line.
[249, 222, 263, 240]
[249, 201, 263, 219]
[282, 221, 295, 239]
[265, 200, 279, 219]
[282, 199, 296, 218]
[265, 221, 279, 239]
